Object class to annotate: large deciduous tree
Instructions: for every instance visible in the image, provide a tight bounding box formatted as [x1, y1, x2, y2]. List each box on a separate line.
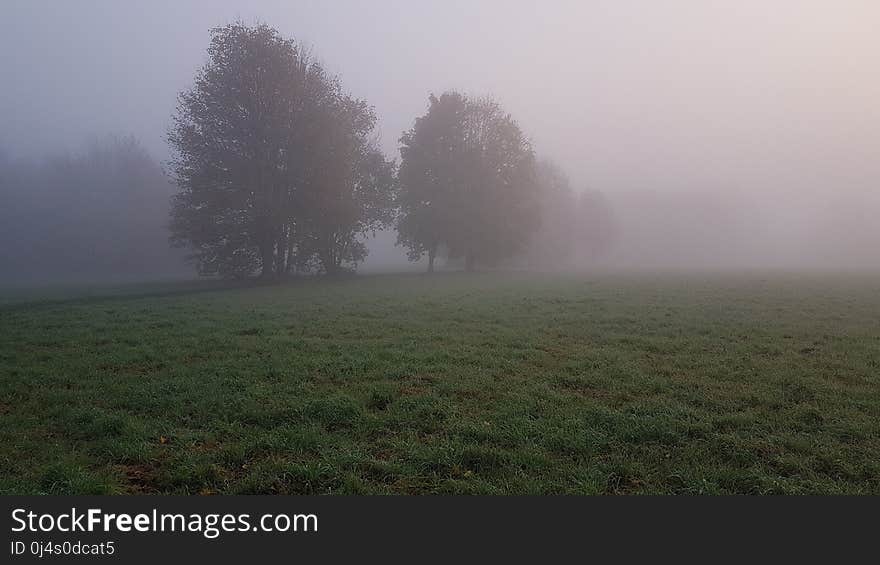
[168, 23, 394, 278]
[396, 92, 468, 272]
[397, 92, 539, 272]
[519, 160, 578, 269]
[294, 96, 397, 275]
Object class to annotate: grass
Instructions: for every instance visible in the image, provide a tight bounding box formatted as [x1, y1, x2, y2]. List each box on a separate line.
[1, 271, 878, 494]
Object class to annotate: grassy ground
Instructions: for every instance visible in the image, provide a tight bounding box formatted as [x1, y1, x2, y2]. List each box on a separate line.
[1, 272, 878, 494]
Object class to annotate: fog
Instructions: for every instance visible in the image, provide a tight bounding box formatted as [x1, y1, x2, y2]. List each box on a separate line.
[2, 1, 878, 282]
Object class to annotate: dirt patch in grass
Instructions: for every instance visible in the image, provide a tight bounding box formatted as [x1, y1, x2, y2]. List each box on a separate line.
[118, 463, 161, 494]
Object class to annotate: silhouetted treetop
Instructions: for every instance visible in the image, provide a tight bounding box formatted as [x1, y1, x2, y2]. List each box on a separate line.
[168, 22, 395, 278]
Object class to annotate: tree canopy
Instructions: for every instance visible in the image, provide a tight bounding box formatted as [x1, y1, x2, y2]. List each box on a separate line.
[168, 24, 611, 279]
[397, 92, 540, 272]
[168, 23, 395, 278]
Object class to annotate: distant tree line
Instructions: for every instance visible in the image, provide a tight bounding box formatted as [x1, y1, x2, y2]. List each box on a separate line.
[516, 160, 616, 270]
[1, 22, 613, 284]
[169, 23, 613, 278]
[0, 136, 185, 284]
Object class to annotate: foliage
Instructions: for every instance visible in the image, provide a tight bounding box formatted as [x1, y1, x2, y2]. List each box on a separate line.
[168, 23, 395, 278]
[0, 136, 183, 283]
[518, 160, 579, 268]
[397, 92, 539, 271]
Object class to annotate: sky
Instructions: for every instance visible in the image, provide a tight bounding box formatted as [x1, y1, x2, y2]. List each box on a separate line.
[2, 0, 879, 270]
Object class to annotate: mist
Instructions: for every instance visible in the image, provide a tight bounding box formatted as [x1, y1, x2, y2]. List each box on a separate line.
[0, 136, 188, 285]
[2, 0, 878, 282]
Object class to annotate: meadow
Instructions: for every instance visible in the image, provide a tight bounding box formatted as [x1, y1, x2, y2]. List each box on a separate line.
[1, 272, 878, 494]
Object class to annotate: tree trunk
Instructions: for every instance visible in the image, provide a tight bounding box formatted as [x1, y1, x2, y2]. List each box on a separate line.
[285, 241, 295, 274]
[259, 262, 273, 279]
[259, 241, 274, 279]
[465, 252, 475, 272]
[275, 232, 287, 278]
[321, 246, 337, 276]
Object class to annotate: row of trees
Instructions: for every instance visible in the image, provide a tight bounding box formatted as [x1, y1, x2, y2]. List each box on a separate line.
[0, 137, 185, 284]
[517, 161, 616, 270]
[170, 23, 610, 278]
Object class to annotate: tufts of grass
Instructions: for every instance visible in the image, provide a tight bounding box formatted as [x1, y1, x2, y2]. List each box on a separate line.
[1, 272, 879, 494]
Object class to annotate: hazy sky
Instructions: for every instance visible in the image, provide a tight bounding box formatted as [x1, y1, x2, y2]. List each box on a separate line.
[2, 0, 879, 269]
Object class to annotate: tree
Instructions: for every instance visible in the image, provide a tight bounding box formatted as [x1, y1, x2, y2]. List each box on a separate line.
[294, 84, 396, 275]
[518, 160, 579, 269]
[397, 92, 539, 272]
[0, 135, 185, 284]
[572, 189, 617, 266]
[396, 92, 468, 272]
[168, 22, 393, 278]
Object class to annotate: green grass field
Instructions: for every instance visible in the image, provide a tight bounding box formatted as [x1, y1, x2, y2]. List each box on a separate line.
[1, 272, 878, 494]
